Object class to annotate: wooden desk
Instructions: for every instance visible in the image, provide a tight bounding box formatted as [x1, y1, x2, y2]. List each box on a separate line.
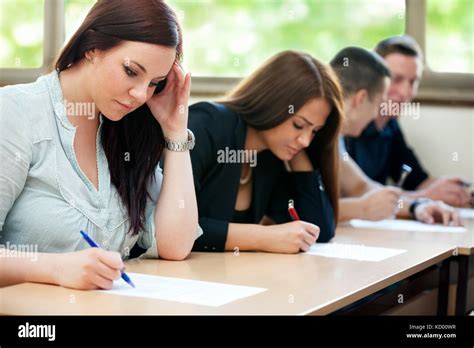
[337, 220, 473, 255]
[0, 236, 454, 315]
[452, 219, 474, 256]
[337, 219, 474, 315]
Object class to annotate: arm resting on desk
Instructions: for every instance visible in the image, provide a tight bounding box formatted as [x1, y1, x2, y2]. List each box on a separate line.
[154, 148, 198, 261]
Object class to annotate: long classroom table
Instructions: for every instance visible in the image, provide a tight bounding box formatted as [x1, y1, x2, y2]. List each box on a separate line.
[3, 220, 472, 315]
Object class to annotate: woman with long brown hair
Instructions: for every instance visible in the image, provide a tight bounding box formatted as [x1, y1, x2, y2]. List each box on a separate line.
[0, 0, 200, 289]
[189, 50, 343, 253]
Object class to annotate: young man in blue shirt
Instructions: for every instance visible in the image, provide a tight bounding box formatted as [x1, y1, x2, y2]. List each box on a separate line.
[345, 36, 471, 207]
[331, 46, 460, 225]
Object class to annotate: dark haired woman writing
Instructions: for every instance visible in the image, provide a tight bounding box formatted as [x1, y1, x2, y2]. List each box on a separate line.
[0, 0, 200, 289]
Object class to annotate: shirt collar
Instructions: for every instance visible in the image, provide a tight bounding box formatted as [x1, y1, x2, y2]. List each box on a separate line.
[45, 69, 76, 131]
[45, 69, 103, 130]
[360, 120, 380, 137]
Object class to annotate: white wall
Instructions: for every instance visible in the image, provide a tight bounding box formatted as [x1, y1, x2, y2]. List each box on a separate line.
[398, 104, 474, 183]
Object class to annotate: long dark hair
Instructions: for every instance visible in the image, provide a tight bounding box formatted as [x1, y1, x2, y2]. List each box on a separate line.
[220, 51, 343, 220]
[55, 0, 183, 235]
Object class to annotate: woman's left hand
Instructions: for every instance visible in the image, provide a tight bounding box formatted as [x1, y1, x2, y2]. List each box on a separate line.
[146, 62, 191, 140]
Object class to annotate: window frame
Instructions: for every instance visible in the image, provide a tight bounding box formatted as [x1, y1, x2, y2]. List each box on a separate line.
[406, 0, 474, 104]
[0, 0, 472, 103]
[0, 0, 64, 84]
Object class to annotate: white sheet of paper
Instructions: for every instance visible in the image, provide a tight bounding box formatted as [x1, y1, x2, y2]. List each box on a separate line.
[304, 243, 406, 262]
[458, 208, 474, 219]
[98, 273, 267, 307]
[348, 219, 466, 233]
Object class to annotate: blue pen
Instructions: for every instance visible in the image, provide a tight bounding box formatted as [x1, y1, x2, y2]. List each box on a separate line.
[80, 230, 135, 288]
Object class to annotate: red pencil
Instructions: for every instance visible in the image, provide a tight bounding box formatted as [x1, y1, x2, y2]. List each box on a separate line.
[288, 199, 300, 221]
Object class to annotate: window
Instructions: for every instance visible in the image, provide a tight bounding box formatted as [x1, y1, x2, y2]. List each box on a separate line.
[0, 0, 409, 75]
[169, 0, 405, 77]
[64, 0, 95, 43]
[1, 0, 472, 103]
[426, 0, 474, 73]
[0, 0, 44, 68]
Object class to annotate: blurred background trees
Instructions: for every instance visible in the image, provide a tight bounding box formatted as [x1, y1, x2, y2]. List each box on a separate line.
[0, 0, 472, 75]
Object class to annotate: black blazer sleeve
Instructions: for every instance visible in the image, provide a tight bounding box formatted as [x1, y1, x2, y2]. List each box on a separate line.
[188, 102, 240, 252]
[266, 169, 336, 243]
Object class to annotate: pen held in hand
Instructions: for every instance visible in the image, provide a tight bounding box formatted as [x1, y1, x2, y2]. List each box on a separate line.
[396, 164, 412, 188]
[288, 199, 300, 221]
[79, 230, 135, 288]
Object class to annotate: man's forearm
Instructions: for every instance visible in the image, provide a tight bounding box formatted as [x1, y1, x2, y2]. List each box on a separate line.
[338, 198, 364, 222]
[396, 196, 415, 219]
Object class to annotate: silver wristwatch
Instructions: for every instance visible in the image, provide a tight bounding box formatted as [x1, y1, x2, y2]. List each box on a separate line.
[164, 129, 195, 152]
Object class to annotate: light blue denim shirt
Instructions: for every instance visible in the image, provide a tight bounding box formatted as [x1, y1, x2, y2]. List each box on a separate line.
[0, 70, 201, 258]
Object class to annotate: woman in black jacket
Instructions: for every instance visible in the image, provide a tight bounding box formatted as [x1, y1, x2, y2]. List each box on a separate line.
[189, 50, 343, 254]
